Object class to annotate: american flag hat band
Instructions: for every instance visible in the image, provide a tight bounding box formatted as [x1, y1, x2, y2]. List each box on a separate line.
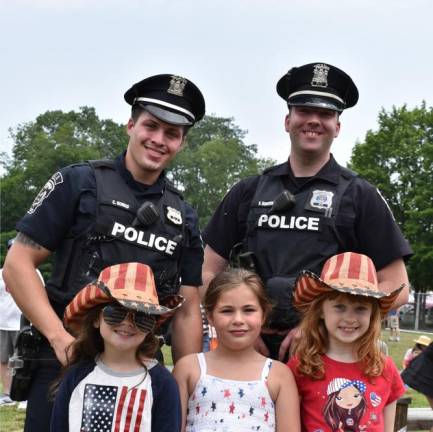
[64, 262, 184, 332]
[293, 252, 404, 316]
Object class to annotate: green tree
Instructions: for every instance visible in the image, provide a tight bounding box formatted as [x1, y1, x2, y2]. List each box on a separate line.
[2, 110, 273, 234]
[169, 116, 274, 226]
[1, 107, 127, 231]
[349, 103, 433, 293]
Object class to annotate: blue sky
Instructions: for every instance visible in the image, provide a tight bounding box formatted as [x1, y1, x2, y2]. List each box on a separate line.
[2, 0, 432, 166]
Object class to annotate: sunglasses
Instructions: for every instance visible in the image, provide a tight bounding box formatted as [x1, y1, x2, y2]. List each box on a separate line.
[102, 304, 155, 333]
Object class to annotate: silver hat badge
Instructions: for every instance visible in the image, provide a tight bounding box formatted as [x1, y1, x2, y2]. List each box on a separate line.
[167, 75, 187, 96]
[311, 64, 330, 88]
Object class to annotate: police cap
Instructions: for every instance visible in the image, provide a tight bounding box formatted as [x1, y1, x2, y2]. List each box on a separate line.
[124, 74, 205, 126]
[276, 62, 358, 112]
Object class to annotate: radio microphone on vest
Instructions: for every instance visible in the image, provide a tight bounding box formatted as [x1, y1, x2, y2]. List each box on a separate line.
[269, 190, 296, 213]
[132, 202, 160, 226]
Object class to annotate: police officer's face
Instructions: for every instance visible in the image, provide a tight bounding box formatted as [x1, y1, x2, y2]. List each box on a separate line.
[126, 111, 185, 182]
[285, 106, 340, 157]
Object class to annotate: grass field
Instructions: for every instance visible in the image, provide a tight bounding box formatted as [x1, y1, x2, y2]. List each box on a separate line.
[1, 330, 431, 431]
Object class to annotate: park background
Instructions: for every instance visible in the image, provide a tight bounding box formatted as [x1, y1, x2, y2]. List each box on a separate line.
[1, 0, 433, 430]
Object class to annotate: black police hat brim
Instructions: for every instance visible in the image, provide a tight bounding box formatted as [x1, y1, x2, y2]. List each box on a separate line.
[287, 95, 344, 112]
[138, 104, 193, 126]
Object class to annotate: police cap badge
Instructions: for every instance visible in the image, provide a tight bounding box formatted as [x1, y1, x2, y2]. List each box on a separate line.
[276, 62, 358, 112]
[124, 74, 205, 126]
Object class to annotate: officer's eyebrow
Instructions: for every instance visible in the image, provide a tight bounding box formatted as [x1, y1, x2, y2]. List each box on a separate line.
[15, 232, 43, 250]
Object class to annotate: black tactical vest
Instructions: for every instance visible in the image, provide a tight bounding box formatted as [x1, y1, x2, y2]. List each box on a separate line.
[46, 160, 186, 313]
[243, 165, 356, 329]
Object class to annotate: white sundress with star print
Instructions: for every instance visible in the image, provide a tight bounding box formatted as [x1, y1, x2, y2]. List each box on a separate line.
[185, 353, 275, 432]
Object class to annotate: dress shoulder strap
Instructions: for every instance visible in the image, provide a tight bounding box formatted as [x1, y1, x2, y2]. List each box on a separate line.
[197, 352, 207, 378]
[260, 358, 273, 382]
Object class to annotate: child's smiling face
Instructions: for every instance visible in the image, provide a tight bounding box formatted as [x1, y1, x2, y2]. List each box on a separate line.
[321, 293, 373, 349]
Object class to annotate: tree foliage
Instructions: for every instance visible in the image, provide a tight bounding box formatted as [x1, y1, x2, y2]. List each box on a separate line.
[349, 103, 433, 292]
[1, 108, 273, 233]
[169, 116, 274, 226]
[1, 107, 127, 231]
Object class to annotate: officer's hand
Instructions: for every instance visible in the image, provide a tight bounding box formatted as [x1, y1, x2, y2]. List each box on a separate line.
[278, 326, 301, 362]
[50, 330, 75, 366]
[254, 335, 270, 357]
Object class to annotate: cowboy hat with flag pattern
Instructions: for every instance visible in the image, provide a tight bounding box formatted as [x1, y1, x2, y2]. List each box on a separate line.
[64, 262, 184, 333]
[293, 252, 404, 316]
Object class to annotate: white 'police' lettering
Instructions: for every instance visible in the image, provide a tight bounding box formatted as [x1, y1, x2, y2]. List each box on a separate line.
[111, 222, 177, 255]
[257, 214, 320, 231]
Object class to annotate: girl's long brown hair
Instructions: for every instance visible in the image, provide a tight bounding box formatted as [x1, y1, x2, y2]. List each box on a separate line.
[50, 303, 159, 398]
[294, 291, 385, 380]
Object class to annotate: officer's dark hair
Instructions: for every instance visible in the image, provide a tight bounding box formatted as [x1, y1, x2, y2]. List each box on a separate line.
[131, 104, 190, 136]
[203, 268, 272, 321]
[50, 303, 159, 398]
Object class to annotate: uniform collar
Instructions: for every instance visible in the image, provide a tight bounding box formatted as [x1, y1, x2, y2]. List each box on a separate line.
[115, 152, 166, 194]
[269, 154, 341, 185]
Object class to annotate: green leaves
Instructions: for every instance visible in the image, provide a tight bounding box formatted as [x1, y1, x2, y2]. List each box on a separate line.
[350, 103, 433, 292]
[168, 116, 274, 227]
[1, 107, 127, 232]
[1, 110, 273, 235]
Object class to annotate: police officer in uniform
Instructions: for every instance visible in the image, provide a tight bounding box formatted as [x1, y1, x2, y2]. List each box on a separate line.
[202, 62, 412, 362]
[3, 74, 205, 431]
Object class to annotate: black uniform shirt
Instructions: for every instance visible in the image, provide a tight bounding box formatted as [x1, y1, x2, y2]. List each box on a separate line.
[17, 153, 203, 286]
[203, 155, 412, 271]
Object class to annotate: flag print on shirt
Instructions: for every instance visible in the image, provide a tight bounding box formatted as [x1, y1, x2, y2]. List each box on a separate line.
[81, 384, 147, 432]
[370, 392, 382, 407]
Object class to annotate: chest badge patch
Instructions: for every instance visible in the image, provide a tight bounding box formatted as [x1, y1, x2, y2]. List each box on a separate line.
[310, 190, 334, 210]
[165, 206, 182, 225]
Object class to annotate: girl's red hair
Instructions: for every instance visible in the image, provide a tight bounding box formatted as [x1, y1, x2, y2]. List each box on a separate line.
[294, 291, 385, 379]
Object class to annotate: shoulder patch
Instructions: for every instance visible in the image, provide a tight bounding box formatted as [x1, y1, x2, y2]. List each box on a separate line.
[28, 172, 63, 214]
[376, 188, 395, 220]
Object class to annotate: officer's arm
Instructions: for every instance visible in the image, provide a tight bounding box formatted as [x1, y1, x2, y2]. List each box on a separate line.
[200, 245, 229, 299]
[3, 233, 74, 365]
[171, 284, 202, 363]
[377, 258, 409, 309]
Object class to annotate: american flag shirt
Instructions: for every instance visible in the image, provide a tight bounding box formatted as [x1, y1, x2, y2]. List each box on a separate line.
[51, 358, 181, 432]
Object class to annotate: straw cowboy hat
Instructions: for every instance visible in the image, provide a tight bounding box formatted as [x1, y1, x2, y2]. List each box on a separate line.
[64, 262, 184, 332]
[413, 335, 432, 347]
[293, 252, 404, 315]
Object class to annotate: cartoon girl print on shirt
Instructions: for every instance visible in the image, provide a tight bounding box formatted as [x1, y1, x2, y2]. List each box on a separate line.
[323, 378, 367, 432]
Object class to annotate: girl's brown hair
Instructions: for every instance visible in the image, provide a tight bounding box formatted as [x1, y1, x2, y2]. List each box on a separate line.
[51, 303, 159, 398]
[294, 291, 385, 380]
[203, 268, 272, 320]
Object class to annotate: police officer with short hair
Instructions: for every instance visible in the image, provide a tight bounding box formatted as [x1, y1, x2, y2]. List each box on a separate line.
[202, 62, 412, 362]
[4, 74, 205, 431]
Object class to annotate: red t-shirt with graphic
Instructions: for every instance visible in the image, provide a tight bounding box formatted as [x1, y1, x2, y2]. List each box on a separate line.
[288, 355, 405, 431]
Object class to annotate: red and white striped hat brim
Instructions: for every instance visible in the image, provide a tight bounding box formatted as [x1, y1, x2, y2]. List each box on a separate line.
[64, 262, 184, 332]
[294, 252, 404, 315]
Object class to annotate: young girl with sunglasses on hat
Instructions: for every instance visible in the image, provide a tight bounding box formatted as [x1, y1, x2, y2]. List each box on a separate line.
[173, 268, 300, 432]
[288, 252, 406, 432]
[50, 262, 184, 432]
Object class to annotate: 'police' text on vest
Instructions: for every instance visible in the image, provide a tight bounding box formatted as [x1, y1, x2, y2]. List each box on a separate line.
[257, 214, 320, 231]
[111, 222, 178, 255]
